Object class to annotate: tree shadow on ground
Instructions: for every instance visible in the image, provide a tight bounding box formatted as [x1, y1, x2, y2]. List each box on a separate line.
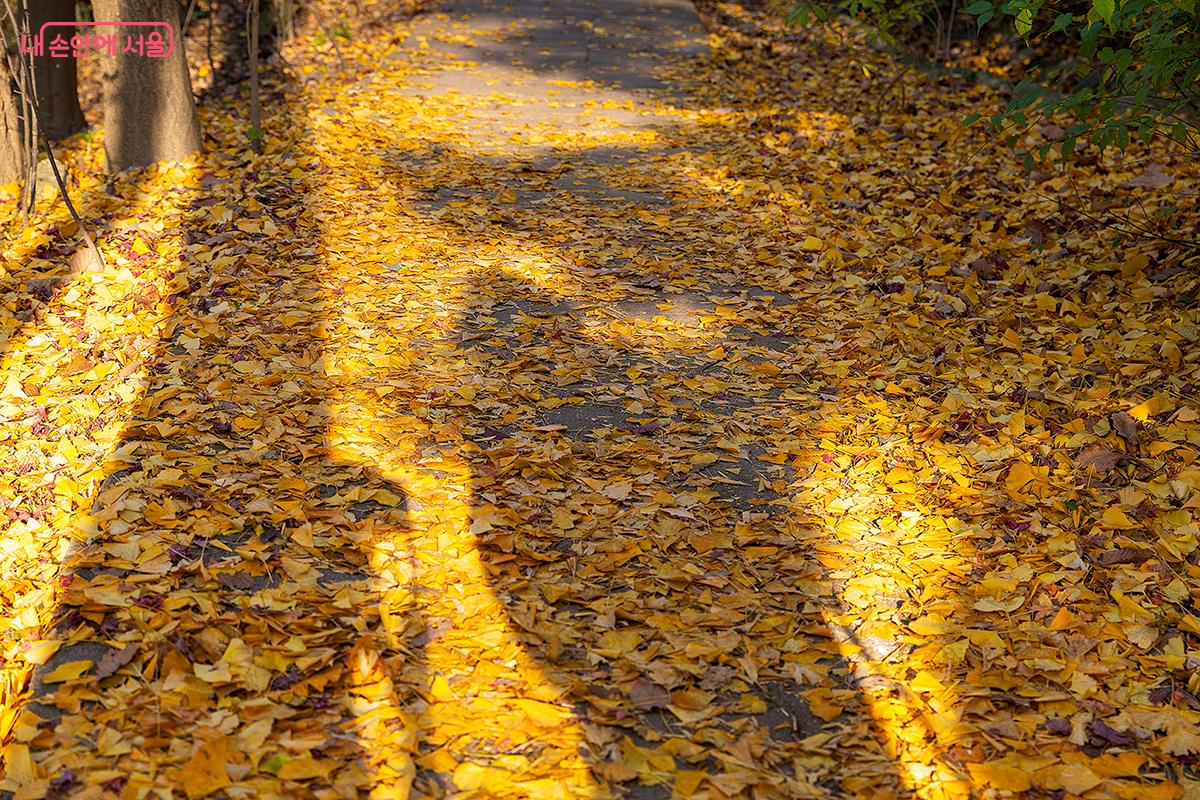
[2, 131, 433, 795]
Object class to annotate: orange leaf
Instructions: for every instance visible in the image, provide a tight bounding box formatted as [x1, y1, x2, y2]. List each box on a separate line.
[182, 738, 231, 799]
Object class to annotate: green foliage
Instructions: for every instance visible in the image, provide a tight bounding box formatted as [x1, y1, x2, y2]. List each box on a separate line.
[786, 0, 941, 45]
[789, 0, 1200, 163]
[968, 0, 1200, 159]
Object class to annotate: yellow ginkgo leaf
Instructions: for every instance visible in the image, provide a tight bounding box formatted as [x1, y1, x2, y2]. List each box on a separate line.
[41, 660, 92, 684]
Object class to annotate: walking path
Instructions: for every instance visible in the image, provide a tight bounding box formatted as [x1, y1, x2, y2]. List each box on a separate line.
[4, 0, 1197, 797]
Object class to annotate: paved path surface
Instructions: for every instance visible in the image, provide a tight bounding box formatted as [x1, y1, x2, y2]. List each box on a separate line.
[301, 3, 884, 794]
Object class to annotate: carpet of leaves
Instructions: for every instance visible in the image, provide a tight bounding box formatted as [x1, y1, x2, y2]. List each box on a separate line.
[1, 0, 1200, 797]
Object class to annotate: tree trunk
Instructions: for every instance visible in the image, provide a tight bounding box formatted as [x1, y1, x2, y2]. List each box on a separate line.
[247, 0, 262, 150]
[1, 8, 38, 212]
[0, 54, 24, 186]
[92, 0, 201, 172]
[26, 0, 86, 140]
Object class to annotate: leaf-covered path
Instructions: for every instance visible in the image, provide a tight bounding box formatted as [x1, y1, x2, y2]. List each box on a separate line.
[3, 0, 1200, 797]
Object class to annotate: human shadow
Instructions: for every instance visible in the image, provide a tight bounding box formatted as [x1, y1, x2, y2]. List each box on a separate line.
[325, 49, 907, 785]
[319, 0, 1098, 790]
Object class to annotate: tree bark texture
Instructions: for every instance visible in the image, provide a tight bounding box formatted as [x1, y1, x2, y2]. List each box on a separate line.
[93, 0, 201, 172]
[26, 0, 86, 140]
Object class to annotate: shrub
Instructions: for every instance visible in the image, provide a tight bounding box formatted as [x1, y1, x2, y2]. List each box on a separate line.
[967, 0, 1200, 163]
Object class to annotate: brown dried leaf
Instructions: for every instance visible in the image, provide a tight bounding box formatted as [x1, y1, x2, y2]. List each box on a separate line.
[1094, 547, 1154, 566]
[95, 644, 138, 680]
[1075, 445, 1124, 472]
[629, 680, 671, 710]
[217, 572, 256, 590]
[1111, 411, 1138, 449]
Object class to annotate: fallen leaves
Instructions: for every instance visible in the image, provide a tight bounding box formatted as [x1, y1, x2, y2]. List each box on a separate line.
[0, 0, 1198, 795]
